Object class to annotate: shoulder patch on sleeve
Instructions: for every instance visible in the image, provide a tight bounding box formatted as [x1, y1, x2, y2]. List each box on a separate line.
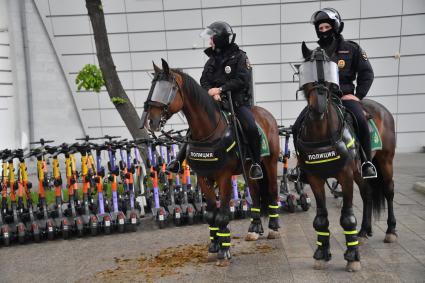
[245, 57, 252, 70]
[361, 50, 368, 61]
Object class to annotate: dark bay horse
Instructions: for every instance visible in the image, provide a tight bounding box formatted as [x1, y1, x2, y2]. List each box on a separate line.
[296, 44, 397, 272]
[142, 59, 280, 264]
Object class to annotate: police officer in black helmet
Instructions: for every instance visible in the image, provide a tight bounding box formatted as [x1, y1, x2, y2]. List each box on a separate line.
[167, 21, 263, 180]
[293, 8, 377, 179]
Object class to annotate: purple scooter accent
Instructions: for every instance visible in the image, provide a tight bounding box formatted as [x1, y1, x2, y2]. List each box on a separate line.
[148, 146, 160, 209]
[108, 148, 119, 213]
[126, 148, 135, 209]
[96, 154, 105, 215]
[232, 176, 239, 201]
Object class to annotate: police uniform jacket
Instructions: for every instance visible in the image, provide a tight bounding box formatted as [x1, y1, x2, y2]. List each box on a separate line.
[327, 35, 374, 100]
[200, 43, 252, 107]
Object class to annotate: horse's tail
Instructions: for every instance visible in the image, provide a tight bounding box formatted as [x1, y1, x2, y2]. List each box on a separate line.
[258, 163, 269, 214]
[368, 157, 386, 218]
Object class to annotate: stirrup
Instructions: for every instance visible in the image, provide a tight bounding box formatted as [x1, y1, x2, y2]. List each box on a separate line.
[166, 160, 181, 174]
[361, 161, 377, 179]
[249, 163, 263, 180]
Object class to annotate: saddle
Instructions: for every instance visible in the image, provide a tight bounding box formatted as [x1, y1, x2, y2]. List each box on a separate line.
[186, 110, 270, 177]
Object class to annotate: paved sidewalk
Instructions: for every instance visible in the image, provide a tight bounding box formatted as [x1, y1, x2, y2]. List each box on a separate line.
[0, 153, 424, 282]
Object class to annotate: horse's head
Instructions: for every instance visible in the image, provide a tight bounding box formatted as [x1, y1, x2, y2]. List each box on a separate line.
[299, 42, 340, 119]
[140, 59, 184, 131]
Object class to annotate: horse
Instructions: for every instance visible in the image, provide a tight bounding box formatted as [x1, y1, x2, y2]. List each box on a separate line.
[296, 44, 397, 272]
[141, 59, 281, 264]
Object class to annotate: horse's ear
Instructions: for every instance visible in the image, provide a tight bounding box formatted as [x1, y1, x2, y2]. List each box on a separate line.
[301, 41, 312, 60]
[152, 61, 161, 73]
[161, 58, 170, 74]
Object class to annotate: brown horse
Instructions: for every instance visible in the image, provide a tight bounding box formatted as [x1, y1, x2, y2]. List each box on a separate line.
[142, 59, 280, 264]
[296, 45, 397, 272]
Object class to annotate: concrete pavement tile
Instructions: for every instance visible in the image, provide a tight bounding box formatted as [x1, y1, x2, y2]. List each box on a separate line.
[373, 247, 419, 264]
[360, 271, 401, 283]
[394, 193, 418, 205]
[413, 255, 425, 267]
[383, 262, 425, 282]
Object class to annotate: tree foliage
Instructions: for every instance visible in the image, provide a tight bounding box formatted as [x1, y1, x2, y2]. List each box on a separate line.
[75, 64, 105, 92]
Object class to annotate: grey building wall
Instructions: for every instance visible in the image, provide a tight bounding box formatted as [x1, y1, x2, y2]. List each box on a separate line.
[3, 0, 425, 152]
[0, 0, 84, 150]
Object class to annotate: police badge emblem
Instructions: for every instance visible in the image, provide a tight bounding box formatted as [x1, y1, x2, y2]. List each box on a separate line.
[338, 59, 345, 69]
[225, 65, 231, 74]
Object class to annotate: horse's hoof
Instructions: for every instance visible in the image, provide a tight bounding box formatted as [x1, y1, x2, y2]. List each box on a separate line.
[384, 233, 397, 243]
[216, 258, 230, 267]
[346, 261, 361, 272]
[313, 260, 329, 270]
[358, 236, 368, 246]
[267, 230, 280, 239]
[245, 232, 260, 241]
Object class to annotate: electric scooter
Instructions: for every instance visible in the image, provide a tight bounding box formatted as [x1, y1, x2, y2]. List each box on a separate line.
[104, 136, 126, 233]
[46, 146, 70, 239]
[30, 139, 57, 240]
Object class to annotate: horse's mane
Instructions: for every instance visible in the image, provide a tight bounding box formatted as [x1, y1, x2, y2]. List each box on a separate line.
[172, 69, 219, 124]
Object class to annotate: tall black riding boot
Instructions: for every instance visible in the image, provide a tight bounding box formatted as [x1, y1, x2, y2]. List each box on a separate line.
[249, 134, 263, 180]
[359, 124, 377, 179]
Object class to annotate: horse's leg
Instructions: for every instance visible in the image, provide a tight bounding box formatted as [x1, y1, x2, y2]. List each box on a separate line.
[216, 174, 233, 263]
[245, 179, 263, 241]
[309, 176, 332, 270]
[263, 158, 280, 239]
[197, 176, 220, 255]
[338, 168, 361, 272]
[377, 155, 397, 243]
[355, 170, 373, 241]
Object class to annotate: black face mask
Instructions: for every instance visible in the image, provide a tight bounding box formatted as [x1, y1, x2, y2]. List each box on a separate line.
[317, 29, 335, 47]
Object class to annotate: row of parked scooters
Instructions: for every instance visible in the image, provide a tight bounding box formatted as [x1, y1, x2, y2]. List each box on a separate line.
[0, 130, 257, 246]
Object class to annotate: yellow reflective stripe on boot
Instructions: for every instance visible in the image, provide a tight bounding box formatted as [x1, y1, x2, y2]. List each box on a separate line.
[209, 236, 214, 240]
[217, 233, 231, 237]
[222, 243, 231, 247]
[316, 241, 322, 246]
[316, 231, 330, 236]
[269, 214, 279, 218]
[251, 208, 260, 212]
[268, 205, 279, 209]
[209, 227, 219, 231]
[347, 241, 359, 246]
[343, 230, 358, 235]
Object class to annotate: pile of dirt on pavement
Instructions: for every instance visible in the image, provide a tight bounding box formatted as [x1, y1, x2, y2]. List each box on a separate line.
[81, 242, 274, 282]
[91, 243, 209, 282]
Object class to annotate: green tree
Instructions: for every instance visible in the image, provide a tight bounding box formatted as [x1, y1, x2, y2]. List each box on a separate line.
[83, 0, 149, 159]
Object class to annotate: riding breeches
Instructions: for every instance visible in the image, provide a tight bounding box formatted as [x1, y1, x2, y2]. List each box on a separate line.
[342, 100, 371, 161]
[235, 106, 261, 163]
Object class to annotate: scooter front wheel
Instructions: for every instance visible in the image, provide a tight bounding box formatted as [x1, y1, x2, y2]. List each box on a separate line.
[62, 229, 69, 240]
[3, 235, 10, 246]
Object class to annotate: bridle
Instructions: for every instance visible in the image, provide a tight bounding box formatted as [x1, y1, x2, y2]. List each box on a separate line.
[142, 71, 184, 130]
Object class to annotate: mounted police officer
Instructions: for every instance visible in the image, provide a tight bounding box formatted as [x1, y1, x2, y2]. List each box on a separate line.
[293, 8, 377, 179]
[167, 21, 263, 180]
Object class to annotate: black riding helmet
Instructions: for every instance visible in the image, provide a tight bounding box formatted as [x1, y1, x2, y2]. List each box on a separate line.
[200, 21, 236, 50]
[311, 8, 344, 37]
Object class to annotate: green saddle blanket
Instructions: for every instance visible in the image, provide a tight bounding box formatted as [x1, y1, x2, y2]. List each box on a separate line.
[369, 119, 382, 151]
[257, 123, 270, 157]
